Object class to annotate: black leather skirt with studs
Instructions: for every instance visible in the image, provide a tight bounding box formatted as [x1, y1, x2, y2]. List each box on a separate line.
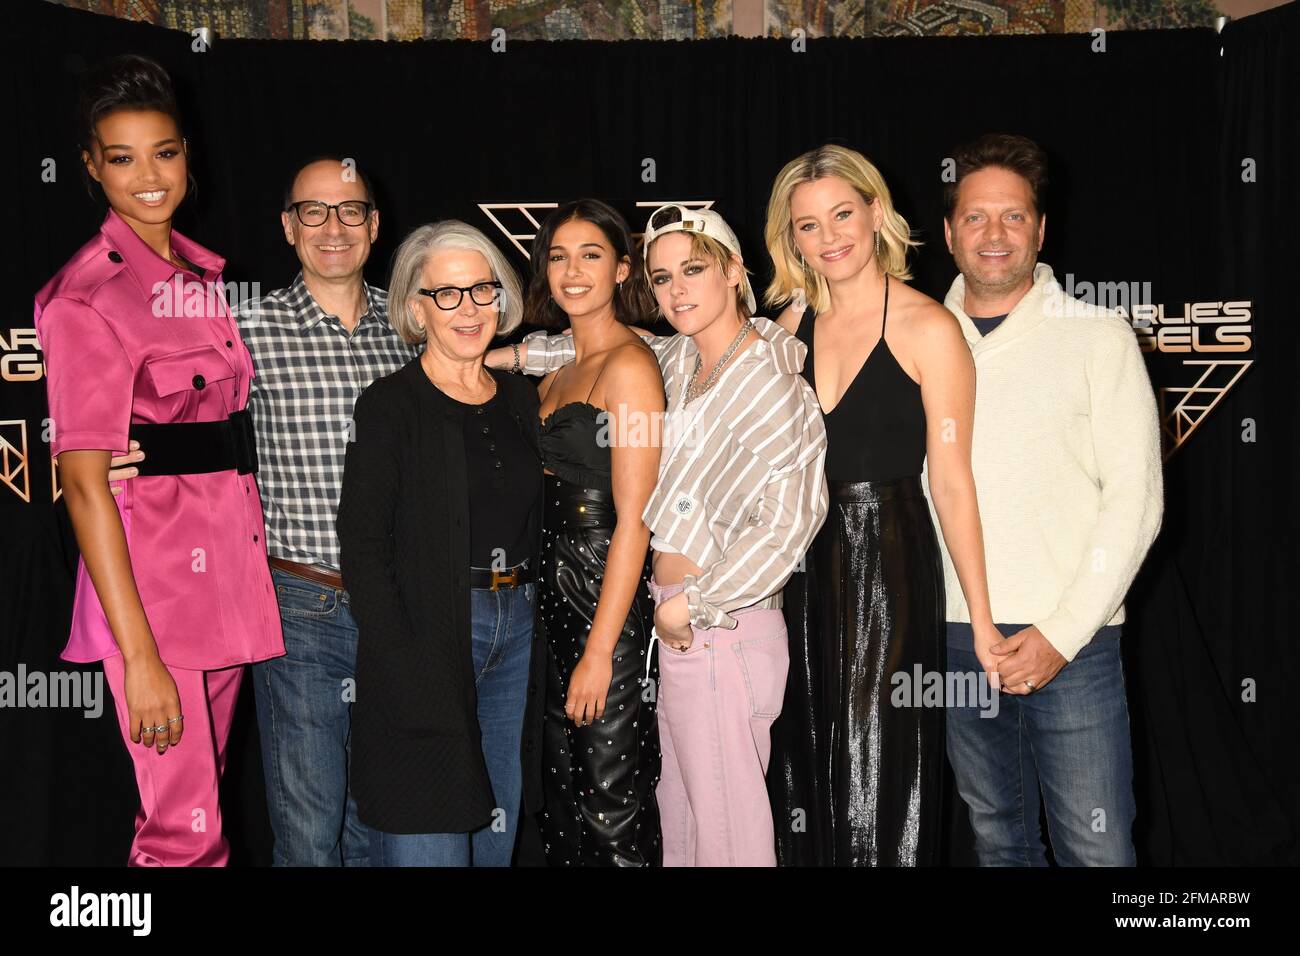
[535, 475, 662, 866]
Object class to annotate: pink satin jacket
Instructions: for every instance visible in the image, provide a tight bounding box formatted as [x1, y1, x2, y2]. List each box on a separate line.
[34, 209, 284, 670]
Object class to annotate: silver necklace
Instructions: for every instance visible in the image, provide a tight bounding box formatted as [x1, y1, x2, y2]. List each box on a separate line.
[686, 319, 753, 403]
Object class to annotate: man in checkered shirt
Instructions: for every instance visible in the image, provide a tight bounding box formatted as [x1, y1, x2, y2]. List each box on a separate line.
[237, 157, 416, 866]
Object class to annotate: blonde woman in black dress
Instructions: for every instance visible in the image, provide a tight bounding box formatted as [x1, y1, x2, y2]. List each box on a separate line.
[763, 145, 999, 866]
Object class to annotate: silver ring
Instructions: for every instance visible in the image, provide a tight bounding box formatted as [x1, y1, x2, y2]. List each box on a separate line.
[167, 715, 183, 724]
[1024, 680, 1036, 691]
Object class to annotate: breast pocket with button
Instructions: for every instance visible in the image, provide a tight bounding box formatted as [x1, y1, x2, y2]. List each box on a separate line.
[142, 344, 237, 420]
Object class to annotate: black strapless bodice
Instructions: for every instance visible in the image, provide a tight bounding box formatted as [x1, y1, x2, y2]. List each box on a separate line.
[539, 401, 611, 490]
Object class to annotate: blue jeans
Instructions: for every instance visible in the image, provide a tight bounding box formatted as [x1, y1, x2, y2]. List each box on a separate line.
[253, 568, 372, 866]
[371, 582, 535, 867]
[945, 625, 1136, 867]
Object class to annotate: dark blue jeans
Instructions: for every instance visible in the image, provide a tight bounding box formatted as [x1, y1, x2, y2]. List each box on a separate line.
[253, 568, 372, 866]
[370, 582, 535, 867]
[945, 624, 1136, 866]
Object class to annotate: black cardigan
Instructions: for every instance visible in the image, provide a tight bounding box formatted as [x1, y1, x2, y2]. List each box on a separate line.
[337, 358, 544, 834]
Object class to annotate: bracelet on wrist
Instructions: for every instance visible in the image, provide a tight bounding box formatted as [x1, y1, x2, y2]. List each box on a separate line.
[510, 342, 521, 374]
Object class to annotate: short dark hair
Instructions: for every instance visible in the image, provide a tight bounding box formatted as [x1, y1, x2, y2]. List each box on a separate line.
[76, 55, 187, 200]
[942, 133, 1049, 221]
[282, 155, 377, 211]
[524, 199, 655, 330]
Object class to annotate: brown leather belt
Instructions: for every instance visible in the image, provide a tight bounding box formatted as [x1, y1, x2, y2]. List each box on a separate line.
[269, 557, 344, 591]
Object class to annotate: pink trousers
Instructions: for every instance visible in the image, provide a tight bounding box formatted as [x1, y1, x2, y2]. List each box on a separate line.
[102, 653, 243, 866]
[649, 580, 790, 867]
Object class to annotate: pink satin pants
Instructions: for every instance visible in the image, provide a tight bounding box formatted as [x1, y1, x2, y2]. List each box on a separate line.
[102, 653, 243, 866]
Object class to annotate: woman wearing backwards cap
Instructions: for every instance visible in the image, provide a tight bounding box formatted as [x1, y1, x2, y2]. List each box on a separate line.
[496, 203, 827, 866]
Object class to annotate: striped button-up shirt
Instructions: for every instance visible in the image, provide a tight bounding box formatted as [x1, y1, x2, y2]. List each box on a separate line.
[236, 274, 418, 570]
[524, 317, 828, 628]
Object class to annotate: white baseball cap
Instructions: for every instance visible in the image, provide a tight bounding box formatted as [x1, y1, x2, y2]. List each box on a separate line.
[642, 203, 757, 314]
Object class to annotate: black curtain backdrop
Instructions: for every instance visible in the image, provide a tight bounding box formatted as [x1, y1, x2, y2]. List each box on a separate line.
[2, 0, 1295, 866]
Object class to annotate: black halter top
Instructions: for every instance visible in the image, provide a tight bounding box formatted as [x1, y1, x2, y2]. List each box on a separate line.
[795, 275, 927, 482]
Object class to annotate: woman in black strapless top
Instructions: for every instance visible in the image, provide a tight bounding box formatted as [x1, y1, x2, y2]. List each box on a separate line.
[536, 400, 660, 866]
[527, 201, 665, 867]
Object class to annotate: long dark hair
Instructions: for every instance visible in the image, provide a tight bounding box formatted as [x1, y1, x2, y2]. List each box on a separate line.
[76, 54, 193, 203]
[525, 199, 655, 329]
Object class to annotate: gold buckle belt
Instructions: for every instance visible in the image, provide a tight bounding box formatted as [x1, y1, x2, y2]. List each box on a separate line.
[467, 563, 534, 591]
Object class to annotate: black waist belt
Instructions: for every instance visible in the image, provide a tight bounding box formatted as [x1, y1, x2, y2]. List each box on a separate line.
[544, 476, 617, 528]
[128, 410, 258, 476]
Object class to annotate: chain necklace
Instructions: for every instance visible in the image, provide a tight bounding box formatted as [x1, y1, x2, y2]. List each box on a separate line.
[686, 319, 754, 403]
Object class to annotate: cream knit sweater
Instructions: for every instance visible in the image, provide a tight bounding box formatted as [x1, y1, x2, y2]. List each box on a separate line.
[923, 262, 1163, 661]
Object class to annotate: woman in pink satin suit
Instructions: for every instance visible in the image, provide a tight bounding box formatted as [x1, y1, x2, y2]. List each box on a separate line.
[34, 55, 284, 866]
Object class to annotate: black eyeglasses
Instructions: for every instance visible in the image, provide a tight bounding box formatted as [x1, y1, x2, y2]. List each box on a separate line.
[416, 281, 502, 311]
[285, 200, 373, 227]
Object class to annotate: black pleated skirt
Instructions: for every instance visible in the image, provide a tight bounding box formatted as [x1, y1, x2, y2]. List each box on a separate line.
[769, 476, 946, 866]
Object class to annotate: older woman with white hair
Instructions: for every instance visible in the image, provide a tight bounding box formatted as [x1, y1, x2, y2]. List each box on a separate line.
[337, 220, 544, 866]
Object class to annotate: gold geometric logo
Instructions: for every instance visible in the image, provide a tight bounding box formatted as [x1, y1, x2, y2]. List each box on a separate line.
[0, 419, 30, 503]
[1160, 360, 1253, 462]
[478, 200, 717, 259]
[477, 203, 559, 258]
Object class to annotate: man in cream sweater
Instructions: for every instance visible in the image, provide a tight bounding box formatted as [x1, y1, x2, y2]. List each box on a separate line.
[931, 133, 1163, 866]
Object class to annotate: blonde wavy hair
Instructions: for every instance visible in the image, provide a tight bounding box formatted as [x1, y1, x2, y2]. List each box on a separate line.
[763, 144, 920, 314]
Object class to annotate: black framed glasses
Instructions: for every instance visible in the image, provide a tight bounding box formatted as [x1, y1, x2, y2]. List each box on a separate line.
[416, 281, 502, 311]
[285, 200, 373, 227]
